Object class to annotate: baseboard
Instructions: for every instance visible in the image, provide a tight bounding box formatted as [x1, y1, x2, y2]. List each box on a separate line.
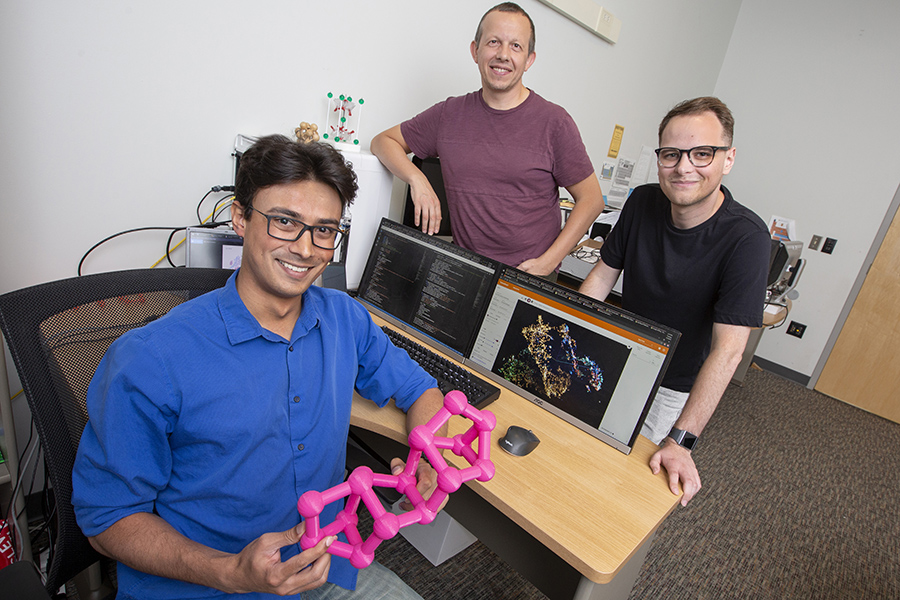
[752, 357, 811, 387]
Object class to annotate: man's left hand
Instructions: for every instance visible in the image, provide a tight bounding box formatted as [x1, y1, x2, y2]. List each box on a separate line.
[390, 457, 447, 513]
[516, 257, 555, 277]
[649, 438, 701, 506]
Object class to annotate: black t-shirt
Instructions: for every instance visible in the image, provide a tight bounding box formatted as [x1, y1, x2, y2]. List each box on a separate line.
[600, 184, 770, 392]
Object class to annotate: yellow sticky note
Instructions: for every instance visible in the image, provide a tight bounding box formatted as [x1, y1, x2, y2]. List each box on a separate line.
[608, 124, 624, 159]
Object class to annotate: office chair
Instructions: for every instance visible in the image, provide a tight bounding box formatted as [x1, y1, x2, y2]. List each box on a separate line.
[0, 267, 232, 599]
[0, 560, 54, 600]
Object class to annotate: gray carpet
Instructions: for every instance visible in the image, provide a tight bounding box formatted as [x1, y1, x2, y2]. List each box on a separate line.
[375, 367, 900, 599]
[628, 367, 900, 599]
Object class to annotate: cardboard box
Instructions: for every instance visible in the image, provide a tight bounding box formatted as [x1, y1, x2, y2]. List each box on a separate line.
[560, 239, 603, 281]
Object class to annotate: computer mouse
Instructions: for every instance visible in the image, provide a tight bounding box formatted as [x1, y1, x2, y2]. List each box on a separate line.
[499, 425, 540, 457]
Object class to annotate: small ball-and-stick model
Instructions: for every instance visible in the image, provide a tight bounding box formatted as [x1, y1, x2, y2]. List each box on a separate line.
[294, 122, 319, 143]
[297, 390, 496, 569]
[323, 92, 364, 146]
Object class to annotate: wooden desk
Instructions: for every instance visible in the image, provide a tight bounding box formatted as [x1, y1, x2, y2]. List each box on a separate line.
[351, 316, 682, 599]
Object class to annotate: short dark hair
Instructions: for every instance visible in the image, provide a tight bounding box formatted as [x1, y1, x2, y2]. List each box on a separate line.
[234, 135, 358, 215]
[474, 2, 535, 55]
[658, 97, 735, 146]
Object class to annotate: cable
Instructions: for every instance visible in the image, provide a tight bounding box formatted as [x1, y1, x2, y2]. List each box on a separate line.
[5, 417, 40, 561]
[196, 190, 214, 224]
[197, 187, 234, 224]
[78, 226, 187, 276]
[79, 185, 237, 276]
[213, 196, 234, 223]
[764, 300, 790, 330]
[166, 228, 187, 268]
[149, 241, 182, 269]
[153, 193, 235, 269]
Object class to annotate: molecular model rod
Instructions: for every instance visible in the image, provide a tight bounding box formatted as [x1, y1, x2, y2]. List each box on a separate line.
[297, 390, 496, 569]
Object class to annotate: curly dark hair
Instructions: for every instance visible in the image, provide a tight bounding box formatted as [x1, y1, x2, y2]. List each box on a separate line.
[234, 135, 358, 214]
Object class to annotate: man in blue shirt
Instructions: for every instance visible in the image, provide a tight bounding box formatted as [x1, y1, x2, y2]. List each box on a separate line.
[72, 135, 444, 599]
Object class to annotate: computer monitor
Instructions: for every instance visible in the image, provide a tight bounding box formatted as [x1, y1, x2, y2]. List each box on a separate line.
[466, 268, 680, 453]
[356, 218, 498, 359]
[356, 219, 681, 454]
[768, 239, 800, 286]
[185, 227, 244, 269]
[767, 240, 804, 303]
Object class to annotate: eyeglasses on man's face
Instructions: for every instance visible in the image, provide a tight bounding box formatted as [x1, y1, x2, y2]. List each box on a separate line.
[247, 206, 347, 250]
[655, 145, 731, 168]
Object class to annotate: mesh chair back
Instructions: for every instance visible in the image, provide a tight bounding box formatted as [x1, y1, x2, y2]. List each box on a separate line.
[0, 268, 232, 594]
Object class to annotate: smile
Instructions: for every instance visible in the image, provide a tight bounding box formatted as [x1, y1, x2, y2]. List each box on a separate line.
[278, 260, 311, 274]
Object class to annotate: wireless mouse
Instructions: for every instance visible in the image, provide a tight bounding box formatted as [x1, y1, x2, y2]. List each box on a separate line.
[499, 425, 540, 456]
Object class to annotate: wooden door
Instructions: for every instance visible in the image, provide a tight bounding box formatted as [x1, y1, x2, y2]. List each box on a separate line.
[816, 202, 900, 423]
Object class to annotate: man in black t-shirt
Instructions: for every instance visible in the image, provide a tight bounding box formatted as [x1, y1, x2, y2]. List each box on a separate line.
[580, 97, 770, 506]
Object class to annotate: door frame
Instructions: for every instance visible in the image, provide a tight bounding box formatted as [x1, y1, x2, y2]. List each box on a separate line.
[810, 180, 900, 389]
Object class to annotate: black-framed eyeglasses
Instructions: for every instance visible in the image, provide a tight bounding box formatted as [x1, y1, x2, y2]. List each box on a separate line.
[572, 247, 603, 264]
[655, 145, 731, 168]
[247, 206, 347, 250]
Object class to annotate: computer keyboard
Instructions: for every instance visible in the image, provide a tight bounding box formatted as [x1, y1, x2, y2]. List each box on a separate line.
[382, 326, 500, 409]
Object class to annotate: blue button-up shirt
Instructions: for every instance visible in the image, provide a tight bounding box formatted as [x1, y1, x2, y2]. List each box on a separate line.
[72, 271, 436, 598]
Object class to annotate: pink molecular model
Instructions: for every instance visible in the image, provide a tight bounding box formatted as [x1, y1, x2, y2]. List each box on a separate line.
[297, 390, 496, 569]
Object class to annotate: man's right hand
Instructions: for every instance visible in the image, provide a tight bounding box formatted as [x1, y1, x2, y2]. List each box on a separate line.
[225, 522, 335, 595]
[371, 125, 443, 236]
[409, 182, 443, 235]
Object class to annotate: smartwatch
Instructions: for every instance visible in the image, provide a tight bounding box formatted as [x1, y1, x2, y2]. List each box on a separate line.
[667, 428, 699, 451]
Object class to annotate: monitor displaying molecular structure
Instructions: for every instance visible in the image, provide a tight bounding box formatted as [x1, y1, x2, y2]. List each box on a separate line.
[297, 390, 496, 569]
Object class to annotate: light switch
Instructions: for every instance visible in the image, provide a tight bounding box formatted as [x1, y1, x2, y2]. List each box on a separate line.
[595, 7, 621, 43]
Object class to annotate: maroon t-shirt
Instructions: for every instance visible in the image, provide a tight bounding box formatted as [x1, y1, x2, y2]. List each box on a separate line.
[402, 90, 595, 268]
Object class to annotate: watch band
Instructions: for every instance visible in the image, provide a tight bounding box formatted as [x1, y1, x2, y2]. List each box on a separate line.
[667, 428, 699, 451]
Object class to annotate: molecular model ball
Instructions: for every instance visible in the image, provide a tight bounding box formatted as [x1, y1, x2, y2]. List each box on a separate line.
[297, 390, 496, 569]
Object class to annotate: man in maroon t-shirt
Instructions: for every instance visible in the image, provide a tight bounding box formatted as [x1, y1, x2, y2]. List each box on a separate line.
[372, 2, 604, 277]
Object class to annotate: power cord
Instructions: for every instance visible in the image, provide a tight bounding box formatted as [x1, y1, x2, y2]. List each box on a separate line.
[4, 414, 39, 562]
[197, 186, 234, 224]
[78, 186, 235, 276]
[78, 226, 186, 276]
[764, 300, 790, 330]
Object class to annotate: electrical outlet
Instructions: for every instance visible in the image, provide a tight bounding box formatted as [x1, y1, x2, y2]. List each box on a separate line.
[809, 235, 822, 251]
[787, 321, 807, 338]
[822, 237, 837, 254]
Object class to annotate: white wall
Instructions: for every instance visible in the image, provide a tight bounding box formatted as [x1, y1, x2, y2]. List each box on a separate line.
[0, 0, 740, 294]
[714, 0, 900, 379]
[0, 0, 744, 461]
[4, 0, 894, 388]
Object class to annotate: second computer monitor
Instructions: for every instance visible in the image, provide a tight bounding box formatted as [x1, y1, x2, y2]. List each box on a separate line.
[467, 268, 680, 453]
